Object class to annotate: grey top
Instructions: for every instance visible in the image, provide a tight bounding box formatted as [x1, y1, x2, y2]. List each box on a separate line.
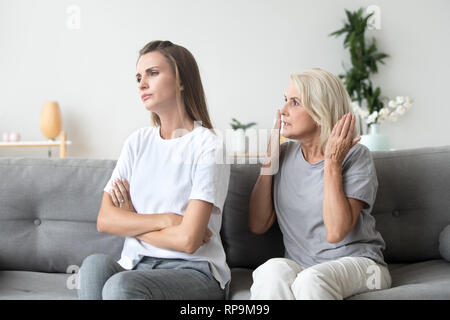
[273, 141, 387, 267]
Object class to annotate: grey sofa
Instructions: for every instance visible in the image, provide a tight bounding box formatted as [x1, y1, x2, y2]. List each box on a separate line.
[1, 145, 450, 300]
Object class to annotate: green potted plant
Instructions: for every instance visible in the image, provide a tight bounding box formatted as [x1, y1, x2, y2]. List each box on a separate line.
[230, 118, 257, 154]
[330, 8, 413, 150]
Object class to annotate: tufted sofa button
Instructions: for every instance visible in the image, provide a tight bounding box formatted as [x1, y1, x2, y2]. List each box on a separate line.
[34, 219, 41, 226]
[392, 210, 400, 217]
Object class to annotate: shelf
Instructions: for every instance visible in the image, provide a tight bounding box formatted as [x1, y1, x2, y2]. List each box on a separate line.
[0, 141, 72, 147]
[0, 131, 71, 158]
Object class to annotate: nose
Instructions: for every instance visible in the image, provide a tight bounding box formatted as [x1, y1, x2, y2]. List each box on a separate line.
[280, 102, 289, 117]
[139, 75, 148, 90]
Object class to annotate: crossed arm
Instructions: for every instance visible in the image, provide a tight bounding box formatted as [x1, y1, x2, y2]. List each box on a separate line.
[97, 189, 213, 254]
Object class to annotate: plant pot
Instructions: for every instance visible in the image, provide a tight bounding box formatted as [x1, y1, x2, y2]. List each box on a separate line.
[360, 123, 390, 151]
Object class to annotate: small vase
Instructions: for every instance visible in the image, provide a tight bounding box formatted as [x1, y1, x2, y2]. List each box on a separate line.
[360, 123, 390, 151]
[9, 132, 21, 142]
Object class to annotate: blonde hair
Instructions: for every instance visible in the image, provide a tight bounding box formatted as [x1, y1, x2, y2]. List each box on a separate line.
[290, 68, 357, 153]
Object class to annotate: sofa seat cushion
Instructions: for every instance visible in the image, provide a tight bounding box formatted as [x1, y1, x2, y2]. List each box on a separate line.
[0, 271, 78, 300]
[350, 259, 450, 299]
[229, 259, 450, 300]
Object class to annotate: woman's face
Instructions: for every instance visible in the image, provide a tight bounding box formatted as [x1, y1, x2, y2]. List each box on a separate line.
[136, 51, 178, 113]
[280, 81, 319, 140]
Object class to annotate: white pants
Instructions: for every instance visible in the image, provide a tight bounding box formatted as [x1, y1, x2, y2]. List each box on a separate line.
[250, 256, 391, 300]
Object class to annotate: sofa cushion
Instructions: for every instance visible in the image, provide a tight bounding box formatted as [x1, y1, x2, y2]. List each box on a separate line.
[220, 164, 285, 269]
[439, 225, 450, 261]
[228, 259, 450, 300]
[349, 259, 450, 299]
[370, 146, 450, 263]
[0, 158, 124, 273]
[0, 270, 78, 300]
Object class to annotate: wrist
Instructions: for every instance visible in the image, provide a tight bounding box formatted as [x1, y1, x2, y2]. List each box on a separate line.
[324, 159, 342, 174]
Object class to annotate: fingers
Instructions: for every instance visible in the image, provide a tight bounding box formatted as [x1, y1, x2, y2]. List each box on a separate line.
[336, 113, 348, 137]
[352, 136, 361, 147]
[203, 228, 213, 244]
[122, 179, 130, 193]
[113, 178, 129, 202]
[110, 190, 119, 207]
[274, 109, 281, 130]
[335, 113, 355, 140]
[342, 113, 356, 140]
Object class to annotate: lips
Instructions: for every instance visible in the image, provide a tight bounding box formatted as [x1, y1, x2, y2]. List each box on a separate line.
[282, 121, 291, 126]
[141, 94, 152, 101]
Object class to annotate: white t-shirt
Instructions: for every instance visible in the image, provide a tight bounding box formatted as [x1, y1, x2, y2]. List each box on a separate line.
[103, 125, 231, 289]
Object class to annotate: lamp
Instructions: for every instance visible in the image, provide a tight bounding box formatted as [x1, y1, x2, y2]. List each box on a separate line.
[40, 101, 62, 141]
[40, 101, 62, 158]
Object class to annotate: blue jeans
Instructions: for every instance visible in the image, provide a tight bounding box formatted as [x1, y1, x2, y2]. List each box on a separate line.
[78, 253, 225, 300]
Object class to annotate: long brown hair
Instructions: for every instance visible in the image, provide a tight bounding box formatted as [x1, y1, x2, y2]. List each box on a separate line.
[138, 40, 214, 130]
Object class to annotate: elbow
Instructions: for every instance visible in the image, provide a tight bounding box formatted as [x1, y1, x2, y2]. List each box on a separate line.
[248, 222, 267, 235]
[248, 206, 266, 235]
[97, 216, 105, 233]
[326, 233, 342, 244]
[96, 211, 108, 234]
[248, 208, 272, 235]
[325, 228, 347, 244]
[181, 234, 201, 254]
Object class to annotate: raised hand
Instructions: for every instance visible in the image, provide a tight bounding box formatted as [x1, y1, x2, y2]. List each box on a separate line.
[324, 113, 361, 165]
[261, 109, 281, 175]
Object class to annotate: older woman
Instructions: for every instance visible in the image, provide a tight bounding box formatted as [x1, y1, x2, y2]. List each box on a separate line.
[248, 68, 391, 300]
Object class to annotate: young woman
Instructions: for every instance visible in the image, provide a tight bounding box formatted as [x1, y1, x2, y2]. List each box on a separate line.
[78, 40, 230, 300]
[248, 68, 391, 300]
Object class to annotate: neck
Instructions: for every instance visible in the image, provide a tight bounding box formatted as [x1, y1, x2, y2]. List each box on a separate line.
[157, 102, 194, 139]
[299, 135, 323, 164]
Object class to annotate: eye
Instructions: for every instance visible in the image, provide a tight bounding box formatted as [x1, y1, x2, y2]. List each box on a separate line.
[136, 77, 141, 83]
[293, 99, 299, 106]
[150, 71, 159, 76]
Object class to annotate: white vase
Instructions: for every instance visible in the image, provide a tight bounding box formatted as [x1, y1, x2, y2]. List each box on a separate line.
[360, 123, 390, 151]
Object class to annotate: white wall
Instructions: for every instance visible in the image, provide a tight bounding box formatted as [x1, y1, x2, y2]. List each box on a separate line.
[1, 0, 449, 159]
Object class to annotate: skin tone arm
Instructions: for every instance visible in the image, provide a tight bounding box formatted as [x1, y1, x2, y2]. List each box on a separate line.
[97, 179, 182, 237]
[105, 178, 212, 253]
[323, 112, 365, 243]
[136, 199, 213, 254]
[248, 109, 281, 234]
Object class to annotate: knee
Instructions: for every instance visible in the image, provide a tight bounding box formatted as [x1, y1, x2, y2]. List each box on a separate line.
[80, 253, 111, 272]
[253, 258, 298, 283]
[292, 268, 323, 289]
[291, 268, 336, 300]
[102, 272, 147, 300]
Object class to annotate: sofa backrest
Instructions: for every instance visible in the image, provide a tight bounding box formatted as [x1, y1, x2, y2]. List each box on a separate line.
[221, 145, 450, 267]
[370, 145, 450, 263]
[220, 164, 285, 269]
[1, 145, 449, 273]
[0, 157, 124, 273]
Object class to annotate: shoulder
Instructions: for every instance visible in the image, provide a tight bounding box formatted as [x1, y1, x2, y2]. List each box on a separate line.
[193, 126, 222, 151]
[344, 143, 372, 163]
[126, 126, 156, 143]
[342, 143, 376, 175]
